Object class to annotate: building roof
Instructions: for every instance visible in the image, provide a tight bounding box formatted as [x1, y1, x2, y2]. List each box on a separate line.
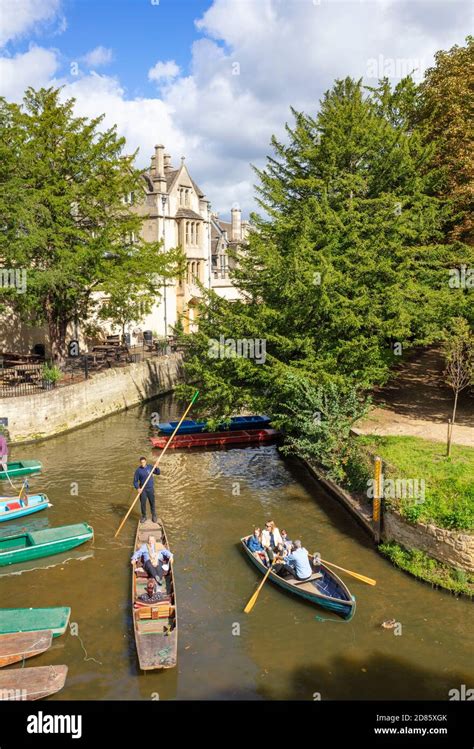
[175, 208, 204, 220]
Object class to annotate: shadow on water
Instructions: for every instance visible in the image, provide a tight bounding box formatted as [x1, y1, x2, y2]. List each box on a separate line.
[258, 651, 473, 701]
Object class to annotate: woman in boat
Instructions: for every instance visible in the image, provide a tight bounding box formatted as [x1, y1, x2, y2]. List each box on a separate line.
[261, 521, 283, 562]
[246, 527, 268, 565]
[280, 529, 292, 555]
[0, 433, 7, 473]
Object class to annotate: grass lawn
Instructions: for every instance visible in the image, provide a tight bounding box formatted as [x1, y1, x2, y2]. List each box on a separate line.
[356, 435, 474, 531]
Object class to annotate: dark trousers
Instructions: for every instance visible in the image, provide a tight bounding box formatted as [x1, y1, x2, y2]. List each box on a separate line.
[140, 487, 156, 518]
[144, 559, 163, 582]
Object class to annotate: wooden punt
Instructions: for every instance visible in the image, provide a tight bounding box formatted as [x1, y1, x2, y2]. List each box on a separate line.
[150, 428, 279, 450]
[132, 518, 177, 670]
[157, 415, 271, 435]
[0, 461, 42, 481]
[0, 607, 71, 638]
[0, 665, 67, 700]
[0, 630, 53, 668]
[0, 493, 51, 523]
[0, 522, 93, 567]
[241, 536, 356, 620]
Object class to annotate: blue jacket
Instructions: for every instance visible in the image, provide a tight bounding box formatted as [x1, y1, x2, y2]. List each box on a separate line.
[285, 547, 312, 579]
[133, 464, 160, 490]
[247, 535, 264, 553]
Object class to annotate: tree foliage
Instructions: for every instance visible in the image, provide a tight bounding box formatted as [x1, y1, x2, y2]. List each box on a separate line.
[0, 87, 181, 360]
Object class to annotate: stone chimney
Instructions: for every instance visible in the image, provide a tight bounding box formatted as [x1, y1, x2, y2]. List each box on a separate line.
[231, 206, 242, 241]
[154, 144, 165, 177]
[163, 153, 173, 172]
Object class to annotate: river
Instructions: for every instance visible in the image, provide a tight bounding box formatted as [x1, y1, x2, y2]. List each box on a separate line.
[1, 395, 472, 700]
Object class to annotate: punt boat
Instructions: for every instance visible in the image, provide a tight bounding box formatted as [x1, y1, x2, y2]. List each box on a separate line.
[150, 428, 279, 450]
[132, 518, 177, 670]
[0, 461, 42, 480]
[157, 415, 271, 435]
[241, 536, 356, 620]
[0, 665, 68, 700]
[0, 493, 51, 523]
[0, 523, 93, 567]
[0, 607, 71, 637]
[0, 630, 53, 668]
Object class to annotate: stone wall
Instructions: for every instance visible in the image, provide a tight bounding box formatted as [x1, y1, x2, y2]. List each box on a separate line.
[383, 509, 474, 573]
[0, 354, 184, 443]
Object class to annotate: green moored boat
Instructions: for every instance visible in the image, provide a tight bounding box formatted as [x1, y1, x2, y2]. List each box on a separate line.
[0, 523, 93, 567]
[0, 461, 42, 481]
[0, 607, 71, 638]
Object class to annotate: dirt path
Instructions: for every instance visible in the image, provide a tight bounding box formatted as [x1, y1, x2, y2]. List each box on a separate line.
[354, 347, 474, 448]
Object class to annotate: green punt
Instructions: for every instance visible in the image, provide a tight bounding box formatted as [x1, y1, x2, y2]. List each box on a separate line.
[0, 607, 71, 638]
[0, 461, 42, 480]
[0, 523, 93, 567]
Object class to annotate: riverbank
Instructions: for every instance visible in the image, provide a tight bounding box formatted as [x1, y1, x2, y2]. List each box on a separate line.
[299, 435, 474, 597]
[0, 353, 184, 443]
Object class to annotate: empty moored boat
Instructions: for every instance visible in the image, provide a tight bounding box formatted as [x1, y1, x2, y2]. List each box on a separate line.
[0, 630, 53, 668]
[0, 665, 68, 700]
[0, 493, 51, 523]
[150, 428, 279, 450]
[0, 461, 42, 481]
[157, 415, 271, 435]
[241, 536, 356, 620]
[0, 607, 71, 638]
[132, 518, 177, 670]
[0, 523, 93, 567]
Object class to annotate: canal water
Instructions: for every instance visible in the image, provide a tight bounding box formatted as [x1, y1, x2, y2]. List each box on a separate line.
[2, 395, 473, 700]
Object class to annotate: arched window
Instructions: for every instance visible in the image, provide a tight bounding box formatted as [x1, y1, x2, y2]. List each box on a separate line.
[185, 221, 190, 244]
[195, 223, 199, 245]
[185, 189, 190, 206]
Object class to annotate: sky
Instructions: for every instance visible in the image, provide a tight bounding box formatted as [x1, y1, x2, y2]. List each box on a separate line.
[0, 0, 471, 217]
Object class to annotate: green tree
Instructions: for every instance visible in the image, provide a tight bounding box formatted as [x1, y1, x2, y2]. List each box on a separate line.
[0, 87, 180, 362]
[416, 37, 474, 242]
[442, 317, 474, 456]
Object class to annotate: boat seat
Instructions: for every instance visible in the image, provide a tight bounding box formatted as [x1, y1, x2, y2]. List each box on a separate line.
[289, 572, 323, 585]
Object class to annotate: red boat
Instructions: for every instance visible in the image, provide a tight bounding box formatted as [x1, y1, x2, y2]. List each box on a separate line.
[150, 428, 280, 449]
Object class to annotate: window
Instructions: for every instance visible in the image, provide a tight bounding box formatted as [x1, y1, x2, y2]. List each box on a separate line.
[185, 189, 190, 206]
[195, 223, 199, 245]
[186, 222, 190, 244]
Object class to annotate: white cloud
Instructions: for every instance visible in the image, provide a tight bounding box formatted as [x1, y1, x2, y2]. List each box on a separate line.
[81, 46, 114, 68]
[148, 60, 180, 83]
[0, 0, 61, 47]
[0, 46, 59, 101]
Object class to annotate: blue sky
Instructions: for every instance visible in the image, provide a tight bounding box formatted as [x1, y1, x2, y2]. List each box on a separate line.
[0, 0, 470, 215]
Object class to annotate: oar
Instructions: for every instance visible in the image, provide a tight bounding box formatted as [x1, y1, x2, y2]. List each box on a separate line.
[244, 557, 281, 614]
[313, 554, 376, 586]
[114, 390, 199, 538]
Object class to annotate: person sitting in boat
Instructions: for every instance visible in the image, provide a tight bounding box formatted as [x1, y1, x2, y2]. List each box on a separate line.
[261, 520, 283, 563]
[138, 578, 165, 604]
[0, 433, 8, 473]
[278, 539, 313, 581]
[279, 529, 292, 556]
[131, 536, 173, 586]
[246, 527, 268, 566]
[133, 457, 160, 523]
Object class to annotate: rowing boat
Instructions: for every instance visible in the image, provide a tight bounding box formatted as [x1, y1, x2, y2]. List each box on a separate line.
[0, 493, 51, 523]
[0, 665, 67, 700]
[0, 607, 71, 637]
[0, 630, 53, 668]
[0, 461, 42, 480]
[0, 522, 93, 567]
[241, 536, 356, 620]
[150, 428, 279, 450]
[157, 415, 271, 435]
[132, 518, 177, 670]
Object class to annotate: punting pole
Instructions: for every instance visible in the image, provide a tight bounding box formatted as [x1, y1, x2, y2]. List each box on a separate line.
[114, 390, 199, 538]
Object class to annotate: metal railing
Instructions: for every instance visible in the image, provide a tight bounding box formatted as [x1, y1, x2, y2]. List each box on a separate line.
[0, 343, 184, 398]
